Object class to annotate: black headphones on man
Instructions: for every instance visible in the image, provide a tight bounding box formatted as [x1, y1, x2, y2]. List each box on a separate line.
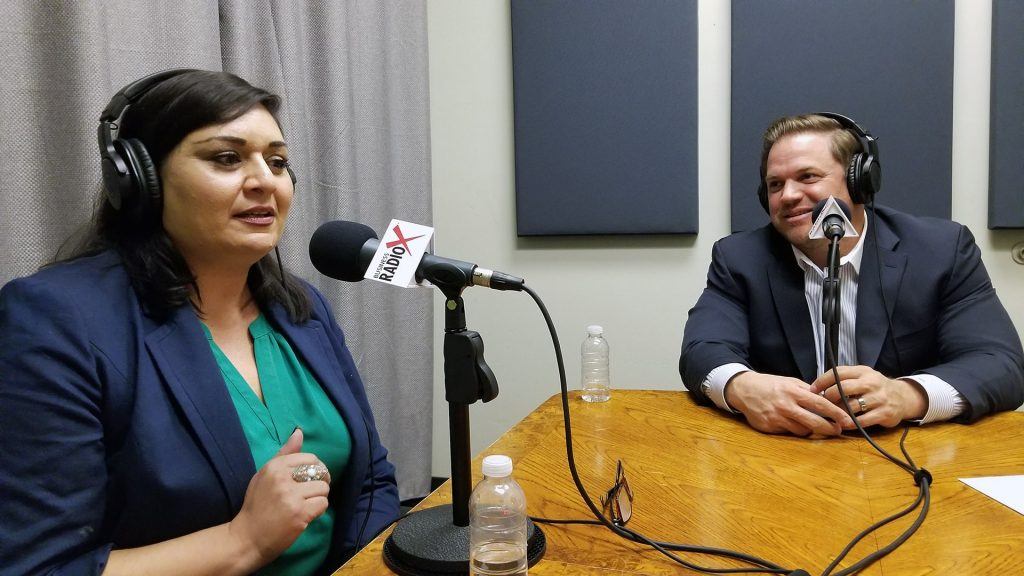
[98, 68, 297, 223]
[757, 112, 881, 213]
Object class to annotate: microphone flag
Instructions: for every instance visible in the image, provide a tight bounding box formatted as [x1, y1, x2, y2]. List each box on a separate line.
[808, 196, 858, 240]
[365, 219, 434, 287]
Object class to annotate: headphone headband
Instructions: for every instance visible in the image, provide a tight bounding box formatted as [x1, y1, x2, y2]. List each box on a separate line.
[100, 69, 197, 123]
[813, 111, 880, 166]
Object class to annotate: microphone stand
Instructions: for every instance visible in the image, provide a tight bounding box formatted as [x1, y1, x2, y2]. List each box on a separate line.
[822, 235, 841, 372]
[383, 265, 546, 575]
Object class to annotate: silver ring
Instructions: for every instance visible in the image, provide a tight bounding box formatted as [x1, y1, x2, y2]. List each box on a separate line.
[857, 397, 868, 413]
[292, 463, 329, 483]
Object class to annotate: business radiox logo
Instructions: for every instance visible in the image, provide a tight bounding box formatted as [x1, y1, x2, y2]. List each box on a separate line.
[371, 223, 427, 282]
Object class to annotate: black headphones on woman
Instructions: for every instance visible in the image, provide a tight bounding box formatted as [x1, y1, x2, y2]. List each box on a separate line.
[97, 69, 297, 223]
[757, 112, 881, 213]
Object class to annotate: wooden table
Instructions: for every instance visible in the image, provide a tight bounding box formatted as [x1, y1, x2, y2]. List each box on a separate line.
[335, 390, 1024, 574]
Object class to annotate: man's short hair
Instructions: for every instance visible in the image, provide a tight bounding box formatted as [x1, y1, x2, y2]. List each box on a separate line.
[759, 114, 860, 180]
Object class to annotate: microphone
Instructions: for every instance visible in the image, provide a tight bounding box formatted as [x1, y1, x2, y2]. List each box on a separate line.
[811, 197, 853, 240]
[309, 220, 525, 292]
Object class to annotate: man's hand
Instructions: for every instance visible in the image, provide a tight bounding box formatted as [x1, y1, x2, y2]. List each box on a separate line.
[809, 366, 928, 428]
[725, 371, 855, 436]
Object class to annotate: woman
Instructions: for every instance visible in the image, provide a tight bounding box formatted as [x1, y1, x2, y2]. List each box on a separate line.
[0, 70, 399, 575]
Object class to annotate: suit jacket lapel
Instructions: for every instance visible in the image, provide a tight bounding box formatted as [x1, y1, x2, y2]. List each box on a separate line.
[856, 214, 907, 369]
[265, 306, 368, 505]
[766, 233, 818, 382]
[145, 306, 254, 510]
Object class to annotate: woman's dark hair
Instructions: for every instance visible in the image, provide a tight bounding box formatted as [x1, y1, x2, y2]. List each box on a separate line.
[62, 70, 310, 323]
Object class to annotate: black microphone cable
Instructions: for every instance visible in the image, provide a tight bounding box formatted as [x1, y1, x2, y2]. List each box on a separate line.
[355, 417, 377, 550]
[817, 244, 931, 575]
[791, 201, 930, 575]
[520, 284, 798, 575]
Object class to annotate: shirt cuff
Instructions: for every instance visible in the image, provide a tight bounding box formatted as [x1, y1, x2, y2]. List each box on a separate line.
[704, 363, 749, 414]
[901, 373, 965, 424]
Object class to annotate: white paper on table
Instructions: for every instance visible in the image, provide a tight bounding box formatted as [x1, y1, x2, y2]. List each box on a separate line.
[959, 475, 1024, 515]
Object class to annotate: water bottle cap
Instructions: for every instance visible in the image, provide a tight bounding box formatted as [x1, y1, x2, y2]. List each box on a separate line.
[586, 325, 603, 336]
[481, 454, 513, 477]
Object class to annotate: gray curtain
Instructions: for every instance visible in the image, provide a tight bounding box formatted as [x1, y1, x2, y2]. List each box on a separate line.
[0, 0, 432, 500]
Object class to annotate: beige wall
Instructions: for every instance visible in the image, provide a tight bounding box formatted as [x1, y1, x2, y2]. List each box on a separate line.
[427, 0, 1024, 477]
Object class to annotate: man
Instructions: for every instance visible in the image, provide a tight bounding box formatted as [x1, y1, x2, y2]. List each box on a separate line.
[680, 113, 1024, 436]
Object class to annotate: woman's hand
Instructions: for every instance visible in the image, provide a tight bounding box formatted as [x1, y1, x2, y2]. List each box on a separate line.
[228, 428, 331, 566]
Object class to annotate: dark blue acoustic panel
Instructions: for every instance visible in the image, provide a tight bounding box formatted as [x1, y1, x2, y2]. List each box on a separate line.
[989, 0, 1024, 229]
[731, 0, 954, 232]
[512, 0, 698, 236]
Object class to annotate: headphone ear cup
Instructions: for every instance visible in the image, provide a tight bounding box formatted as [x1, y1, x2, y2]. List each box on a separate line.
[847, 154, 865, 205]
[120, 138, 161, 220]
[101, 146, 129, 210]
[861, 155, 880, 203]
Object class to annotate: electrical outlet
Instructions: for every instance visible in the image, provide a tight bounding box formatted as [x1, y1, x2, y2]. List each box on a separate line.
[1012, 242, 1024, 265]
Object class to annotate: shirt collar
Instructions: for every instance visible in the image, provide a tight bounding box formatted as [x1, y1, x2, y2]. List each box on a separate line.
[791, 215, 868, 275]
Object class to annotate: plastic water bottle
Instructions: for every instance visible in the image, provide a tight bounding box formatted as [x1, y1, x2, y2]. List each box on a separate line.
[581, 325, 611, 402]
[469, 455, 528, 576]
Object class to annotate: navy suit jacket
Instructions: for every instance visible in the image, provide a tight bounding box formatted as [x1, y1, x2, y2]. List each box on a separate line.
[680, 206, 1024, 421]
[0, 251, 400, 575]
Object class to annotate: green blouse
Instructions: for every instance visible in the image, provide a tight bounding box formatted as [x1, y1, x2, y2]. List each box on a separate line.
[202, 314, 352, 576]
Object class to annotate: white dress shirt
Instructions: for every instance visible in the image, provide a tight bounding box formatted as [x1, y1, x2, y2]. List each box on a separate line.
[703, 219, 965, 423]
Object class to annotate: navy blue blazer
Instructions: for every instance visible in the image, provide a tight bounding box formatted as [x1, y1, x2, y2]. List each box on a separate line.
[0, 251, 400, 575]
[680, 206, 1024, 421]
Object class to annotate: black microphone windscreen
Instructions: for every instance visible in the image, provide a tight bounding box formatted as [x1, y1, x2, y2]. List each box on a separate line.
[309, 220, 378, 282]
[812, 199, 826, 222]
[811, 197, 853, 223]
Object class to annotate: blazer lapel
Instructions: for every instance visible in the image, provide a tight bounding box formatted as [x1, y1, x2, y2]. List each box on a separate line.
[265, 306, 369, 503]
[766, 236, 818, 382]
[856, 215, 907, 369]
[145, 306, 254, 510]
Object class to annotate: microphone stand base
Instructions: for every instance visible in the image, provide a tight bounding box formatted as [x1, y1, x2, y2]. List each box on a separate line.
[382, 504, 546, 575]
